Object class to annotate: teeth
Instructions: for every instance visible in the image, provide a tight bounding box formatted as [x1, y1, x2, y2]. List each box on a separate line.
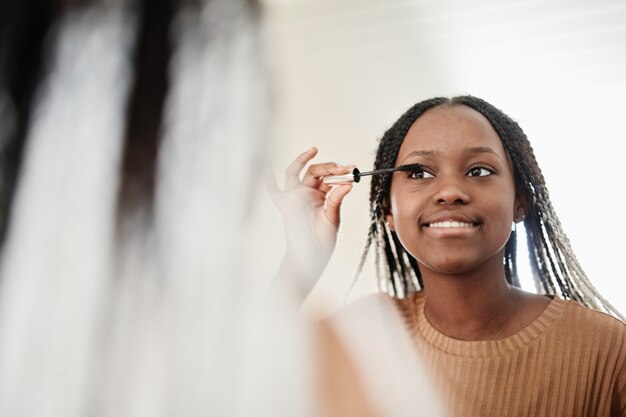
[428, 221, 475, 228]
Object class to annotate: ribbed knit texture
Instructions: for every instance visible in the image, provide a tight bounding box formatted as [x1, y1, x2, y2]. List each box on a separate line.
[393, 292, 626, 417]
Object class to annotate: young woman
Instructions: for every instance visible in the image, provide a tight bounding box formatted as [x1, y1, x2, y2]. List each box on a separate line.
[269, 96, 626, 417]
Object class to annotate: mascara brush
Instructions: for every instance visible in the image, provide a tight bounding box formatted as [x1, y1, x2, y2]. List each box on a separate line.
[322, 163, 424, 185]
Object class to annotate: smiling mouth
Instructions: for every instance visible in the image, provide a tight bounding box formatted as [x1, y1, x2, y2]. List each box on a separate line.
[426, 221, 479, 228]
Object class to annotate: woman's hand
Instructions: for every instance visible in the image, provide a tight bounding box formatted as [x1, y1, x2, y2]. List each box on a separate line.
[267, 147, 354, 298]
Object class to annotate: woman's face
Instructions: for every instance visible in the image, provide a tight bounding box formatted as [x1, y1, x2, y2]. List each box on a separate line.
[386, 104, 525, 276]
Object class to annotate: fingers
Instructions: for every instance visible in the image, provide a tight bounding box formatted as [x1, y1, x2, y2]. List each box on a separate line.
[285, 147, 318, 190]
[271, 148, 355, 229]
[285, 147, 352, 193]
[301, 163, 351, 190]
[325, 184, 354, 225]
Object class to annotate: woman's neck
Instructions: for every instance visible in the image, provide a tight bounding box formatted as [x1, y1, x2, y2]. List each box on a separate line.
[419, 263, 547, 341]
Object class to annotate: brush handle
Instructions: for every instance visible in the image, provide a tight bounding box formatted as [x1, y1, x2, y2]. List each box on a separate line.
[322, 168, 361, 184]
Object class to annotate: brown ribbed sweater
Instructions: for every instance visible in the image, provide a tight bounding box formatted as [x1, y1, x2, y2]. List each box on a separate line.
[392, 291, 626, 417]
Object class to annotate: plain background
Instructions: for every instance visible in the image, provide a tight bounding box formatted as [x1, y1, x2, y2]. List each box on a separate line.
[249, 0, 626, 316]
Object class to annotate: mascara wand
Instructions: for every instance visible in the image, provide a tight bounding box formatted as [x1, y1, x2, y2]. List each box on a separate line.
[322, 163, 423, 185]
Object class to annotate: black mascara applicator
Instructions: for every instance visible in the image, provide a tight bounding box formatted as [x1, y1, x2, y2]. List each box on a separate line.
[322, 163, 424, 185]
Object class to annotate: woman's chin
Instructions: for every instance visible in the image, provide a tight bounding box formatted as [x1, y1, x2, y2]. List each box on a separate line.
[417, 258, 480, 276]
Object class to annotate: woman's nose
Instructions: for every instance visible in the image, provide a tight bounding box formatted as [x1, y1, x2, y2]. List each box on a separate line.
[432, 176, 471, 205]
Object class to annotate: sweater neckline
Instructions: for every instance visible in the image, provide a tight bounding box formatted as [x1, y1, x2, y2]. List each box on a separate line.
[410, 292, 566, 357]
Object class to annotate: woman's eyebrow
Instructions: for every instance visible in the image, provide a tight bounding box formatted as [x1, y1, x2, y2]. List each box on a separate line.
[401, 150, 436, 163]
[401, 147, 503, 164]
[463, 146, 505, 163]
[463, 146, 498, 156]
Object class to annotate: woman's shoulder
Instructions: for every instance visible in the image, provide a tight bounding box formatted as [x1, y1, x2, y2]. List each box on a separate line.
[558, 298, 625, 327]
[320, 292, 448, 417]
[554, 298, 626, 342]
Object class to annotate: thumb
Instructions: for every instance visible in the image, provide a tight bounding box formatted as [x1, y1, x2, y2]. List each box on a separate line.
[325, 184, 353, 225]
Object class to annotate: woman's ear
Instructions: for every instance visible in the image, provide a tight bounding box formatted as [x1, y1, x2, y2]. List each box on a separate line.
[513, 189, 529, 223]
[384, 213, 395, 231]
[382, 198, 395, 231]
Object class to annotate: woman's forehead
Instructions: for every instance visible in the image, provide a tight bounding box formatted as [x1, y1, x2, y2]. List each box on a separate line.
[397, 104, 508, 161]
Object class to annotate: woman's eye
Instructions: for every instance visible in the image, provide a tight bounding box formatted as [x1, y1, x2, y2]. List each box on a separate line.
[408, 169, 434, 180]
[467, 167, 493, 177]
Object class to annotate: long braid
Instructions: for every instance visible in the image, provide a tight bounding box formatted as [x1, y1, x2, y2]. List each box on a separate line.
[353, 95, 623, 320]
[504, 226, 519, 287]
[525, 213, 555, 295]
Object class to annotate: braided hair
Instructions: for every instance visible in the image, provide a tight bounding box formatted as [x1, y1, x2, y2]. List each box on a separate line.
[354, 95, 623, 320]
